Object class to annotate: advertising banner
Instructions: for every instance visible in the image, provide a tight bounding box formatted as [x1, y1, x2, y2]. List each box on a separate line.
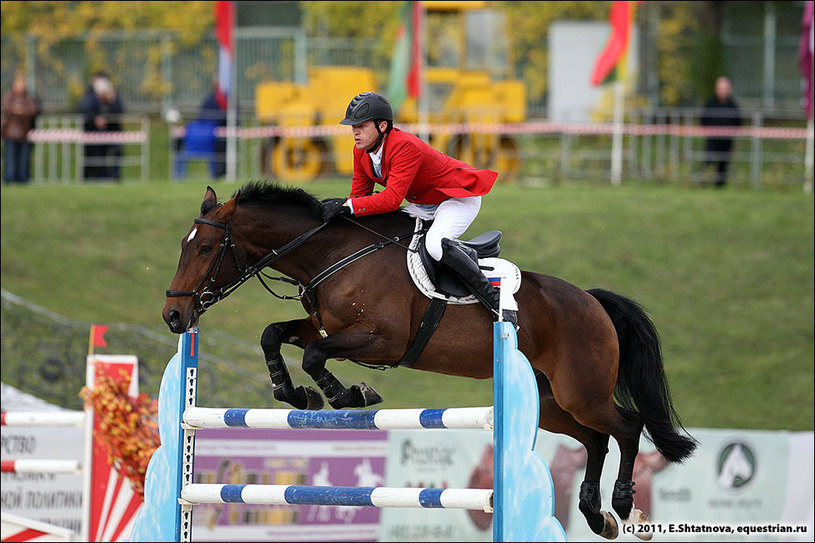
[191, 428, 389, 542]
[0, 384, 85, 535]
[188, 426, 812, 542]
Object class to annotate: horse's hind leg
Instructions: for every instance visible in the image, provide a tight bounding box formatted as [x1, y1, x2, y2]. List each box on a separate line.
[567, 399, 648, 539]
[610, 406, 652, 540]
[261, 319, 325, 410]
[536, 374, 619, 539]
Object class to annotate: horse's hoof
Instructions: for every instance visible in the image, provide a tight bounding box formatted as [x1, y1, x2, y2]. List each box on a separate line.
[353, 383, 383, 407]
[627, 509, 652, 541]
[300, 385, 324, 410]
[599, 511, 619, 540]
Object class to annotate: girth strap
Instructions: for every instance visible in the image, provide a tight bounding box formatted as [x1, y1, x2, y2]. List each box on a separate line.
[397, 298, 448, 367]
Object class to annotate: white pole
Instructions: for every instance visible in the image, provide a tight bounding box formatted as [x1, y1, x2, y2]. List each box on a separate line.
[805, 117, 813, 194]
[611, 79, 624, 186]
[418, 2, 429, 143]
[226, 11, 238, 182]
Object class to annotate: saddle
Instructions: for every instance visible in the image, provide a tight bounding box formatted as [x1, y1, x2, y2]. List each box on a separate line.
[417, 228, 503, 298]
[399, 217, 522, 367]
[406, 217, 522, 305]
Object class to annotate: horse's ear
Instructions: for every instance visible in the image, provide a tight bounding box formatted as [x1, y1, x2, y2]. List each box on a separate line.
[218, 190, 240, 219]
[201, 186, 218, 215]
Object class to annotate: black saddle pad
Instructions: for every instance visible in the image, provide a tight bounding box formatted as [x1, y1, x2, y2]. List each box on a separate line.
[417, 229, 502, 298]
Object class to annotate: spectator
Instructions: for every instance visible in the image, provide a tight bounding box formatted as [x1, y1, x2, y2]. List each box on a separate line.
[198, 88, 227, 178]
[700, 76, 742, 188]
[2, 72, 40, 184]
[79, 73, 124, 180]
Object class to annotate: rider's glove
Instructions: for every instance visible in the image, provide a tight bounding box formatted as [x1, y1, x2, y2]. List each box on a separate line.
[321, 198, 351, 222]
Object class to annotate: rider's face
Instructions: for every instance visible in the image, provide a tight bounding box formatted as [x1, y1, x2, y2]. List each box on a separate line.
[351, 120, 385, 151]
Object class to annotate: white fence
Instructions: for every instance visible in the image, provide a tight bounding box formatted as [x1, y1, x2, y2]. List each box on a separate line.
[28, 114, 150, 184]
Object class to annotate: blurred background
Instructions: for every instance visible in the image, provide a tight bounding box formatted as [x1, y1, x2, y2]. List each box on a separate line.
[1, 2, 813, 541]
[1, 0, 812, 187]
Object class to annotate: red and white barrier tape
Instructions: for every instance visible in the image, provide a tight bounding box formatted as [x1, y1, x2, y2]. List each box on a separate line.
[168, 122, 810, 141]
[28, 129, 147, 144]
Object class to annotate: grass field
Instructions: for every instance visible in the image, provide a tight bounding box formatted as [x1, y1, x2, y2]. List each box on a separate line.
[1, 177, 813, 430]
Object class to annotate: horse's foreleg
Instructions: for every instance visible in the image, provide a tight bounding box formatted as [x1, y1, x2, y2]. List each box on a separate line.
[301, 326, 387, 409]
[261, 319, 324, 410]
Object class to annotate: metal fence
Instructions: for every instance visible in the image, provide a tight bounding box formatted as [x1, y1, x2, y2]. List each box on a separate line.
[1, 30, 387, 116]
[1, 8, 808, 117]
[2, 22, 810, 187]
[0, 289, 290, 410]
[163, 107, 811, 190]
[3, 107, 808, 188]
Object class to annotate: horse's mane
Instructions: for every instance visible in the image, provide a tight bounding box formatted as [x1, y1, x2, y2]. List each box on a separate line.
[232, 181, 323, 220]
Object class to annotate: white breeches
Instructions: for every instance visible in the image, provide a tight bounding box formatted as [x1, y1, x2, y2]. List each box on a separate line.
[424, 196, 482, 261]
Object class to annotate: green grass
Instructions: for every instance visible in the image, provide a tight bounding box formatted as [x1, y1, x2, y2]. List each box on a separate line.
[1, 178, 813, 430]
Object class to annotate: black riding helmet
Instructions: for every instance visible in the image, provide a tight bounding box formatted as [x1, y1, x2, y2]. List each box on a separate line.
[340, 92, 394, 151]
[340, 92, 393, 125]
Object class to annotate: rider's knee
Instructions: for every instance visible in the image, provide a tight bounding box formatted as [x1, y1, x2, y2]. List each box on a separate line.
[424, 232, 445, 261]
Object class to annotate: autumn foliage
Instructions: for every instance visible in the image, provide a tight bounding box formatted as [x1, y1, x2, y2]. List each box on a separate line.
[81, 370, 159, 498]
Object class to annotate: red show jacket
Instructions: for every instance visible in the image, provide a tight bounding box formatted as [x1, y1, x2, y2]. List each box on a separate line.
[347, 128, 498, 216]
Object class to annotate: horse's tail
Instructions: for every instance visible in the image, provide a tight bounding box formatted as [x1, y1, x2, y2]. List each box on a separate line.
[587, 288, 698, 463]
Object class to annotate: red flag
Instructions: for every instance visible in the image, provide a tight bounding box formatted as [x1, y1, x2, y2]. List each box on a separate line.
[800, 1, 814, 119]
[406, 1, 423, 99]
[214, 1, 235, 111]
[92, 325, 108, 348]
[591, 1, 637, 86]
[388, 1, 423, 115]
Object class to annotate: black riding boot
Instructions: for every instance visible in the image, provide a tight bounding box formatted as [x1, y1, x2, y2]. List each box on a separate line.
[440, 238, 517, 326]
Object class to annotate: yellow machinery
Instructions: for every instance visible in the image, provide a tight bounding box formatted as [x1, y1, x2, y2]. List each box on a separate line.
[255, 1, 525, 181]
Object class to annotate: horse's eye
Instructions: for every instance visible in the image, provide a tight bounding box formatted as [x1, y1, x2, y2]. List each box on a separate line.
[199, 245, 213, 255]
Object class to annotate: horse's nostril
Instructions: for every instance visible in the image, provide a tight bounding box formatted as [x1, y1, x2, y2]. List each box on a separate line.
[165, 309, 181, 328]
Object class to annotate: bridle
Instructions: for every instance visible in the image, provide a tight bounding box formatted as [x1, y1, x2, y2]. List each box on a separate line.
[166, 210, 419, 337]
[165, 216, 329, 317]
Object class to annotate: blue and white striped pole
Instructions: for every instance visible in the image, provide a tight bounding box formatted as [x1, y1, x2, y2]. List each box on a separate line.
[183, 406, 493, 430]
[179, 484, 493, 511]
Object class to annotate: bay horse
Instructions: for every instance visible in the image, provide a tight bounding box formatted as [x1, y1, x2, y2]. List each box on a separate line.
[162, 181, 697, 539]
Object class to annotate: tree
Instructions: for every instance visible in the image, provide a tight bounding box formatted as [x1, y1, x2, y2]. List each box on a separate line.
[1, 1, 214, 104]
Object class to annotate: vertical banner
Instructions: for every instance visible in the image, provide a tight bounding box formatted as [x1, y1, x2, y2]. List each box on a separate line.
[214, 0, 235, 111]
[84, 355, 143, 542]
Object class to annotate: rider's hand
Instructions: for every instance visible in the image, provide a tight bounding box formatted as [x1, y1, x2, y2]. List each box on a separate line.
[321, 198, 351, 222]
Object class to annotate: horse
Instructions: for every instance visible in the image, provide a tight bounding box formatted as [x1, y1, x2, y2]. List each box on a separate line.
[162, 181, 697, 540]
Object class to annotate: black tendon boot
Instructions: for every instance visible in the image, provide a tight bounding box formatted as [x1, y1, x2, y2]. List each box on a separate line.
[440, 238, 518, 326]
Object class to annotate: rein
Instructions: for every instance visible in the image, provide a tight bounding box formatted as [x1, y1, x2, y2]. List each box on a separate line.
[166, 214, 420, 325]
[165, 217, 330, 315]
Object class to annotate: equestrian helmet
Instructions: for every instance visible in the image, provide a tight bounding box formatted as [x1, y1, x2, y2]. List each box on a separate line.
[339, 92, 393, 125]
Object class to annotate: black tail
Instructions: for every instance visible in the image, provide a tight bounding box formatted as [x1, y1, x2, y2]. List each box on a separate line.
[588, 288, 698, 463]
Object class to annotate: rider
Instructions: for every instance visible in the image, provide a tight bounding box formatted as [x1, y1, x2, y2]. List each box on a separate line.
[320, 91, 516, 326]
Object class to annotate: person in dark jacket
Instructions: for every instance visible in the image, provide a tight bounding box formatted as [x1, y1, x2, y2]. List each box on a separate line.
[700, 76, 742, 187]
[1, 72, 40, 184]
[78, 73, 124, 180]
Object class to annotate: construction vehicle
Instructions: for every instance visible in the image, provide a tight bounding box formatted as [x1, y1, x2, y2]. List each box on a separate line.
[255, 1, 525, 182]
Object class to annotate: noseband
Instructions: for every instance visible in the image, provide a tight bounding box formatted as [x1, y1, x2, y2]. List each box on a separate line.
[166, 217, 331, 317]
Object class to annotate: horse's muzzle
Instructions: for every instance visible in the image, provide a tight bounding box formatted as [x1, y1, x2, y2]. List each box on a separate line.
[163, 304, 196, 334]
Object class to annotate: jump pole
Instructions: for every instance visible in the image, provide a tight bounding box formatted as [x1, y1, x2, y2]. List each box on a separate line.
[130, 322, 566, 542]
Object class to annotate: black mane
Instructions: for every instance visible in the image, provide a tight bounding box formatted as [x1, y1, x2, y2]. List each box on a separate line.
[232, 181, 323, 220]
